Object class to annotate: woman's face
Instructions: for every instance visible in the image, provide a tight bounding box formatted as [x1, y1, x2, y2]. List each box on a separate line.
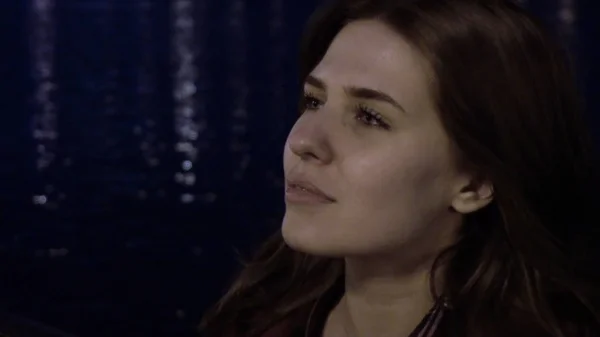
[282, 20, 491, 258]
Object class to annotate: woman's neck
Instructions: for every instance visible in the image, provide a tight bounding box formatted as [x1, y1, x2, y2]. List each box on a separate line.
[323, 256, 437, 337]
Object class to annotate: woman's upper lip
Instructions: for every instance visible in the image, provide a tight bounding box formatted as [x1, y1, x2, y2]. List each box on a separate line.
[286, 179, 336, 202]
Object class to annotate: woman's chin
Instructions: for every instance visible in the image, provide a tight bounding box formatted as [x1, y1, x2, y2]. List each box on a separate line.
[281, 219, 358, 258]
[282, 219, 340, 257]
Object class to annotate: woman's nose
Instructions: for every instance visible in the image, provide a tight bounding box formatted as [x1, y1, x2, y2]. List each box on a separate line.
[287, 118, 334, 165]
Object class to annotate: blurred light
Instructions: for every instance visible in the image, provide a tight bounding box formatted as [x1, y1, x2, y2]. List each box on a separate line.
[33, 195, 48, 205]
[182, 160, 192, 171]
[149, 158, 159, 167]
[191, 246, 203, 256]
[30, 0, 60, 207]
[136, 2, 162, 171]
[48, 248, 69, 258]
[180, 193, 195, 204]
[172, 0, 199, 200]
[30, 0, 58, 163]
[558, 0, 576, 37]
[138, 190, 148, 200]
[228, 0, 250, 182]
[200, 193, 217, 203]
[183, 173, 196, 186]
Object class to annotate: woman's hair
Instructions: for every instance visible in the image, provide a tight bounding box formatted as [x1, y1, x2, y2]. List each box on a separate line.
[201, 0, 600, 336]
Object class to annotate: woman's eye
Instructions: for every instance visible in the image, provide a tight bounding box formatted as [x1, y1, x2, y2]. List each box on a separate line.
[299, 95, 390, 130]
[302, 93, 323, 111]
[356, 105, 390, 130]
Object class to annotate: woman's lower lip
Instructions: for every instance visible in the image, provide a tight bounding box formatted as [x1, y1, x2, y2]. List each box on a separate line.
[284, 186, 334, 204]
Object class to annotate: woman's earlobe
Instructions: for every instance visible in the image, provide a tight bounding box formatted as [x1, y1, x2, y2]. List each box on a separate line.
[451, 181, 494, 214]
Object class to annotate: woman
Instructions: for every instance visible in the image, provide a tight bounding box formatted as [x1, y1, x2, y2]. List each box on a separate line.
[201, 0, 600, 336]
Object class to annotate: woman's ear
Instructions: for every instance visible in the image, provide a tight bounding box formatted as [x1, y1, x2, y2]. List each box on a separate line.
[451, 176, 494, 214]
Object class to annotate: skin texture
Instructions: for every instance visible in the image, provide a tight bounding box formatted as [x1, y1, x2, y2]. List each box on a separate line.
[281, 20, 493, 337]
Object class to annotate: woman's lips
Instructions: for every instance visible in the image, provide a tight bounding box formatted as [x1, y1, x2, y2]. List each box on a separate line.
[285, 180, 336, 204]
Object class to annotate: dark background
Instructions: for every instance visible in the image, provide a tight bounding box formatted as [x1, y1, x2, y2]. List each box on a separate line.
[0, 0, 598, 336]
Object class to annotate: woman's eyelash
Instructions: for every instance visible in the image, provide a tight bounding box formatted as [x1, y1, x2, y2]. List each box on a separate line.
[300, 93, 390, 130]
[302, 93, 322, 111]
[355, 104, 390, 129]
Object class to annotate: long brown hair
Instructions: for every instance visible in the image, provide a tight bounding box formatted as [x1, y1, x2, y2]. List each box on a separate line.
[201, 0, 600, 336]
